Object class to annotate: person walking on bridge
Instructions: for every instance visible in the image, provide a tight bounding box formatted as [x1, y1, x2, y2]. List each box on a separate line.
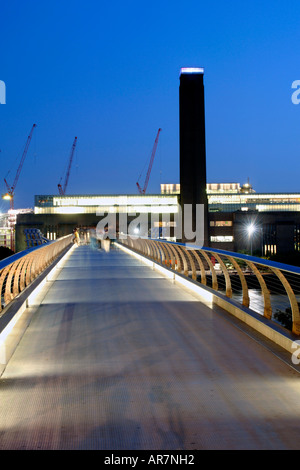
[73, 228, 80, 246]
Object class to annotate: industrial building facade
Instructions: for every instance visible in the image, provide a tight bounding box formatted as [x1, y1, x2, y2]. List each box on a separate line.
[15, 194, 179, 251]
[160, 182, 300, 257]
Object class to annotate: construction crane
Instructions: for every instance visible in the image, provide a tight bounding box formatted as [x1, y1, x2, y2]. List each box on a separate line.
[58, 136, 78, 195]
[3, 123, 37, 210]
[136, 128, 162, 194]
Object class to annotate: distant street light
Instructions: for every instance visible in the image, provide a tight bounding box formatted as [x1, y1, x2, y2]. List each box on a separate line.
[247, 223, 256, 256]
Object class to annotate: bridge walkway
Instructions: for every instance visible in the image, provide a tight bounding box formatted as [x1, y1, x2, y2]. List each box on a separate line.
[1, 244, 300, 450]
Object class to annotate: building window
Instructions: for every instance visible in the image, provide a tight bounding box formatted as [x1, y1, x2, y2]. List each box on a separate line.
[264, 244, 277, 256]
[47, 232, 57, 240]
[210, 220, 233, 227]
[210, 236, 234, 242]
[294, 224, 300, 251]
[263, 225, 277, 256]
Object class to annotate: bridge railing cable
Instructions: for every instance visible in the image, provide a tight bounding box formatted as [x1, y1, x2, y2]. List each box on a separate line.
[0, 234, 73, 314]
[118, 237, 300, 336]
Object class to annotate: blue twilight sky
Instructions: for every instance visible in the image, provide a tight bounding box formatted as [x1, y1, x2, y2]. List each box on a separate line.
[0, 0, 300, 209]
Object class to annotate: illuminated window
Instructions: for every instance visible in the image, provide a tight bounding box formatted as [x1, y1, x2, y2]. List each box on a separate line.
[210, 236, 234, 242]
[294, 225, 300, 251]
[217, 221, 232, 227]
[264, 244, 277, 256]
[47, 232, 57, 240]
[210, 221, 232, 226]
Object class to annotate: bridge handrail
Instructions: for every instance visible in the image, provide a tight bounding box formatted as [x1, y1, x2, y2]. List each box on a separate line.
[118, 237, 300, 336]
[162, 240, 300, 276]
[0, 235, 72, 271]
[0, 234, 73, 313]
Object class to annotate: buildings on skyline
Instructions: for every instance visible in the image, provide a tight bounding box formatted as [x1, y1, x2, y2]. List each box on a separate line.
[161, 182, 300, 212]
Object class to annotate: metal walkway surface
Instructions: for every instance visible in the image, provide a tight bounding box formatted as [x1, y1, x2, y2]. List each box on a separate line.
[1, 244, 300, 450]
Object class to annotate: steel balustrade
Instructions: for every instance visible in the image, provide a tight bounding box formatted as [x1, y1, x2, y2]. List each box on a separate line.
[0, 234, 73, 313]
[118, 237, 300, 336]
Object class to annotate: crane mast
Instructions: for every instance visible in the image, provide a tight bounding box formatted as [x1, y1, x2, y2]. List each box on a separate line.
[137, 128, 162, 194]
[4, 123, 37, 210]
[58, 136, 77, 195]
